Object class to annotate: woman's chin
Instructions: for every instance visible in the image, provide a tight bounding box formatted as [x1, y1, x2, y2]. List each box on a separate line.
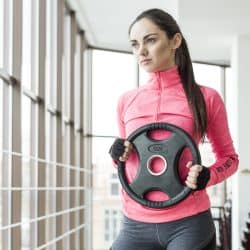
[140, 65, 157, 73]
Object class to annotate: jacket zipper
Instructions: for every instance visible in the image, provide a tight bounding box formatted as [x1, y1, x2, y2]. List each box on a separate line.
[155, 72, 162, 122]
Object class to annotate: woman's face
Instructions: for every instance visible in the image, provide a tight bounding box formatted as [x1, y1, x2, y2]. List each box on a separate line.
[129, 18, 181, 72]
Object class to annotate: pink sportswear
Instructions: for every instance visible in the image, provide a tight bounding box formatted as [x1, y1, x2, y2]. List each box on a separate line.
[115, 65, 238, 223]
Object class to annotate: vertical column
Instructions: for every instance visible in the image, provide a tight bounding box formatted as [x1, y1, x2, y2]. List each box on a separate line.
[30, 0, 37, 245]
[36, 0, 46, 248]
[54, 0, 63, 250]
[230, 34, 250, 250]
[11, 0, 22, 249]
[69, 11, 76, 250]
[2, 1, 12, 249]
[83, 48, 92, 250]
[61, 8, 70, 250]
[74, 32, 80, 250]
[79, 33, 87, 250]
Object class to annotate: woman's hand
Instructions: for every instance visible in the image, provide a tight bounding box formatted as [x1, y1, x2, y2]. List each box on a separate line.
[185, 161, 210, 190]
[109, 138, 133, 162]
[118, 140, 133, 162]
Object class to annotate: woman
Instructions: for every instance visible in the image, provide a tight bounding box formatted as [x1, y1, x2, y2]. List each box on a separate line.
[109, 8, 238, 250]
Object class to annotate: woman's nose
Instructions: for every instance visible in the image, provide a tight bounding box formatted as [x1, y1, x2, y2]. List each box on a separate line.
[137, 44, 148, 56]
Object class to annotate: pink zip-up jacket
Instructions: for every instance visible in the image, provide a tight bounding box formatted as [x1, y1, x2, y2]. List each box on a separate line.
[115, 66, 238, 223]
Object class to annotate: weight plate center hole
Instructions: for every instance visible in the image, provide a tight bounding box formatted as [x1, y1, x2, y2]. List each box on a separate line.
[147, 155, 167, 176]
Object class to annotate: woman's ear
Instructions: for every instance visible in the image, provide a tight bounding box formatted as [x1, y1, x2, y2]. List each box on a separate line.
[172, 33, 182, 50]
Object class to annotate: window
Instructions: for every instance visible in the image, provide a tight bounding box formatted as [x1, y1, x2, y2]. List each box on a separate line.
[225, 67, 234, 198]
[0, 1, 87, 249]
[110, 173, 119, 197]
[0, 80, 12, 250]
[104, 209, 121, 243]
[22, 0, 32, 89]
[91, 50, 137, 250]
[0, 0, 3, 68]
[92, 137, 120, 201]
[139, 65, 150, 85]
[0, 81, 2, 161]
[92, 50, 137, 136]
[0, 80, 2, 155]
[0, 80, 3, 249]
[21, 95, 31, 249]
[193, 63, 223, 96]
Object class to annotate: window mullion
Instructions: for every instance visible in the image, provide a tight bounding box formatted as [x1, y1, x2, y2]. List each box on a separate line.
[53, 1, 64, 250]
[10, 0, 23, 249]
[68, 11, 77, 250]
[83, 49, 93, 250]
[1, 1, 12, 249]
[79, 32, 86, 250]
[36, 0, 46, 248]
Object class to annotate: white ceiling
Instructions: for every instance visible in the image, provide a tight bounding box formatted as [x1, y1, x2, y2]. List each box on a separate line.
[68, 0, 250, 65]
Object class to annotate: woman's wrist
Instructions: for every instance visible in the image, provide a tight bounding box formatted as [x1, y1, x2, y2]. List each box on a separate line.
[196, 166, 210, 190]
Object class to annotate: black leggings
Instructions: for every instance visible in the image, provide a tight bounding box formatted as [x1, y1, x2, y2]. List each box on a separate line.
[202, 233, 216, 250]
[111, 210, 216, 250]
[111, 234, 216, 249]
[111, 234, 216, 250]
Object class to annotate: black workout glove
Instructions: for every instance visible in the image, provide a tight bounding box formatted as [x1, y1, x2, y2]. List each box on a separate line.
[109, 138, 126, 162]
[196, 166, 210, 190]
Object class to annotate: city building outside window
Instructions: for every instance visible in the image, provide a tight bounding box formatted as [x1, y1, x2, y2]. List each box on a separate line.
[104, 209, 121, 243]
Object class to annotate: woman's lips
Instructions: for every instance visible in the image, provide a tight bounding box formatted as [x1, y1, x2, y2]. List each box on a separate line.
[140, 59, 152, 65]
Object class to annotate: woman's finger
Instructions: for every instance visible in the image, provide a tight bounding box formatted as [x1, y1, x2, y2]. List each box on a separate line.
[185, 180, 197, 189]
[186, 175, 197, 184]
[124, 140, 133, 149]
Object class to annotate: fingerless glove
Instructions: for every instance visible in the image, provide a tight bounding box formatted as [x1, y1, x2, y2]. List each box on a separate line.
[109, 138, 125, 162]
[196, 166, 210, 190]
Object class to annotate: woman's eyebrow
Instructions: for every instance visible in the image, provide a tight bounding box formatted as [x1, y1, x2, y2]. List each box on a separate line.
[130, 33, 158, 43]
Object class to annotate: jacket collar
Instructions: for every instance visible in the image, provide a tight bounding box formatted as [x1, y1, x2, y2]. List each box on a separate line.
[148, 66, 182, 89]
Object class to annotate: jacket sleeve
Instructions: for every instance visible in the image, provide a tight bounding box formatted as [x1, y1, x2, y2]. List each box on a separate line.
[110, 95, 126, 168]
[116, 95, 126, 139]
[205, 90, 239, 187]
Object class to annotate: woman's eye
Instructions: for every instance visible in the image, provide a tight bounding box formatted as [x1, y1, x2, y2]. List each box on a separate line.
[131, 43, 139, 49]
[147, 38, 156, 43]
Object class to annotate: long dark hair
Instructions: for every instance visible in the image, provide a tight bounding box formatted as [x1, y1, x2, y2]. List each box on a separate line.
[129, 9, 207, 139]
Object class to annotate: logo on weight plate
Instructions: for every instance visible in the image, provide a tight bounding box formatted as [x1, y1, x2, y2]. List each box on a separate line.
[148, 144, 168, 153]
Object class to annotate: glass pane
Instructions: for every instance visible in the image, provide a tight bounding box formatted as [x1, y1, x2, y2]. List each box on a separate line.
[92, 137, 122, 250]
[110, 183, 119, 196]
[0, 81, 11, 250]
[92, 50, 137, 136]
[0, 81, 3, 236]
[0, 81, 2, 156]
[62, 13, 71, 118]
[225, 67, 234, 199]
[45, 112, 56, 247]
[21, 0, 32, 89]
[193, 63, 222, 96]
[45, 0, 52, 105]
[225, 67, 236, 138]
[0, 0, 4, 68]
[74, 34, 82, 129]
[21, 95, 31, 248]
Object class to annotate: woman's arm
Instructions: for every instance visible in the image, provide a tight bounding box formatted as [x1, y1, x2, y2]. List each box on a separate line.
[205, 89, 239, 187]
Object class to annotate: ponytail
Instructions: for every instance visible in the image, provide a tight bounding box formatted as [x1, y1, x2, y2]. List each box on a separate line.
[176, 38, 207, 139]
